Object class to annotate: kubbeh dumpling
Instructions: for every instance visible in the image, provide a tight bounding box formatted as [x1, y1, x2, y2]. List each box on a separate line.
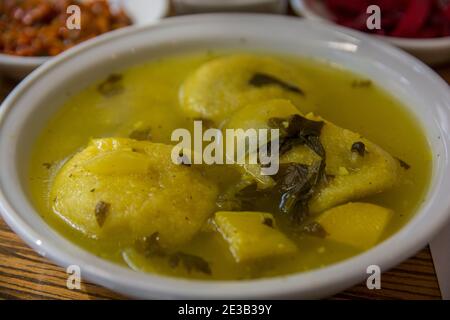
[180, 54, 313, 124]
[50, 138, 218, 248]
[301, 114, 400, 213]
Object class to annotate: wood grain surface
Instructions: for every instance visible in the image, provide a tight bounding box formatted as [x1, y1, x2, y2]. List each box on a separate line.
[0, 40, 448, 302]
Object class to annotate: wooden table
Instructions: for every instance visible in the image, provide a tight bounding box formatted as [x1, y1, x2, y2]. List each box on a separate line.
[0, 62, 448, 301]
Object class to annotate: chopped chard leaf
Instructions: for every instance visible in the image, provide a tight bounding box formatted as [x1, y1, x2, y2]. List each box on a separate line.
[275, 161, 324, 223]
[249, 73, 304, 95]
[169, 252, 211, 275]
[135, 234, 211, 275]
[129, 127, 151, 141]
[42, 162, 52, 169]
[396, 157, 411, 170]
[95, 201, 110, 227]
[262, 217, 274, 228]
[193, 117, 215, 129]
[268, 114, 325, 158]
[351, 79, 372, 88]
[97, 74, 124, 97]
[351, 141, 366, 156]
[135, 232, 165, 257]
[302, 222, 329, 238]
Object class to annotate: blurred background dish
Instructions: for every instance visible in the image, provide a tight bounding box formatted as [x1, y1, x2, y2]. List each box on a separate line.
[290, 0, 450, 65]
[172, 0, 287, 14]
[0, 0, 169, 78]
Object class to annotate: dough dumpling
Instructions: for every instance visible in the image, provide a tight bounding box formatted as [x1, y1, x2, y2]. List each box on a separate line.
[180, 54, 313, 124]
[298, 114, 401, 213]
[50, 138, 218, 248]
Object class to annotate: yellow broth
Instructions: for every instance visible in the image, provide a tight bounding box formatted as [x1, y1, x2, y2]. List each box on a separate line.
[28, 52, 432, 280]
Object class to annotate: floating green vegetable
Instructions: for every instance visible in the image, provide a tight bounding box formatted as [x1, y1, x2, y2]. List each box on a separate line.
[302, 221, 329, 238]
[135, 232, 211, 275]
[249, 73, 304, 95]
[135, 232, 165, 257]
[262, 217, 274, 228]
[129, 127, 152, 141]
[98, 74, 124, 97]
[95, 201, 110, 227]
[351, 79, 372, 88]
[168, 252, 212, 275]
[396, 157, 411, 170]
[42, 162, 52, 169]
[274, 161, 324, 223]
[268, 114, 325, 157]
[351, 141, 366, 156]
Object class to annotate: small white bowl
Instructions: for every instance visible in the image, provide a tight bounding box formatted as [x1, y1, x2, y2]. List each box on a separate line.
[290, 0, 450, 65]
[0, 0, 169, 79]
[1, 14, 450, 299]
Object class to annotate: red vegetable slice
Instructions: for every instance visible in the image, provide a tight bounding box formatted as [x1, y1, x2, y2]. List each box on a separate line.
[336, 13, 368, 31]
[373, 0, 408, 12]
[442, 3, 450, 20]
[325, 0, 369, 16]
[391, 0, 432, 37]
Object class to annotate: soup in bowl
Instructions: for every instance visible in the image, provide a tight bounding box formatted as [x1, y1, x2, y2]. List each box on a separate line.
[0, 15, 449, 299]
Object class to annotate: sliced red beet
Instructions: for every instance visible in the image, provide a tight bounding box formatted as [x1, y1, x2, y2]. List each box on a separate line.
[336, 12, 369, 31]
[325, 0, 369, 16]
[391, 0, 433, 37]
[442, 3, 450, 20]
[373, 0, 408, 12]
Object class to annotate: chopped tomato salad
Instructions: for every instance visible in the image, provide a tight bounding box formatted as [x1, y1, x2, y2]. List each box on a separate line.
[0, 0, 131, 57]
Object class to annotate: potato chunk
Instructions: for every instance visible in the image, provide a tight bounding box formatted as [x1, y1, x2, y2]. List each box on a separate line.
[180, 55, 313, 124]
[50, 138, 218, 248]
[214, 211, 297, 262]
[314, 203, 393, 250]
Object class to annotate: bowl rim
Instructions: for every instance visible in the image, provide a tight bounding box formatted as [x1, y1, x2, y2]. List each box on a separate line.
[290, 0, 450, 49]
[1, 13, 450, 299]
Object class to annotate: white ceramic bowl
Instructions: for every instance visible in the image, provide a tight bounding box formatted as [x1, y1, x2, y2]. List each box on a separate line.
[290, 0, 450, 65]
[0, 0, 169, 79]
[1, 14, 450, 299]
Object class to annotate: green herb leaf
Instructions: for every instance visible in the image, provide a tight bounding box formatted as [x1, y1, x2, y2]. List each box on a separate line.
[396, 157, 411, 170]
[135, 232, 165, 257]
[249, 73, 304, 95]
[351, 141, 366, 156]
[274, 161, 324, 223]
[168, 252, 211, 275]
[262, 217, 274, 228]
[42, 162, 52, 169]
[268, 114, 325, 157]
[351, 79, 372, 88]
[95, 201, 110, 227]
[302, 222, 329, 238]
[98, 74, 124, 97]
[129, 127, 152, 141]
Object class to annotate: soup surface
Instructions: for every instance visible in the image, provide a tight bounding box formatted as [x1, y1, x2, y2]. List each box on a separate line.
[29, 52, 431, 280]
